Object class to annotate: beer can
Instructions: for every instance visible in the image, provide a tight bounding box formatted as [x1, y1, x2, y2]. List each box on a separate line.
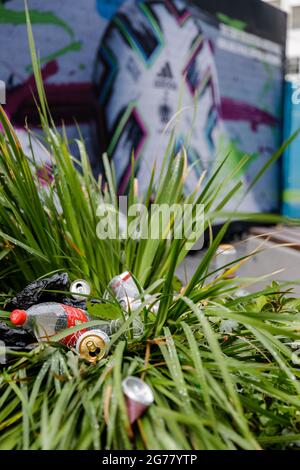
[122, 376, 154, 423]
[70, 279, 91, 300]
[109, 271, 139, 302]
[76, 329, 110, 363]
[108, 272, 159, 315]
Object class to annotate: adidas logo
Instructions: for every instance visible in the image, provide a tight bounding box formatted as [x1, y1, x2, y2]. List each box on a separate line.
[154, 61, 177, 90]
[157, 62, 173, 79]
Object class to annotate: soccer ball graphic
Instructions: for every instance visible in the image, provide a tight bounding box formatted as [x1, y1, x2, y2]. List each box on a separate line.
[94, 0, 228, 194]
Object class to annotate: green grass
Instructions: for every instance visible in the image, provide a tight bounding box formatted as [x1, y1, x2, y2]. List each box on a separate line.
[2, 289, 300, 450]
[0, 2, 300, 450]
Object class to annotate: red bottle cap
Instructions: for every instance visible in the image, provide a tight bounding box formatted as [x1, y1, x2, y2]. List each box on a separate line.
[10, 309, 27, 326]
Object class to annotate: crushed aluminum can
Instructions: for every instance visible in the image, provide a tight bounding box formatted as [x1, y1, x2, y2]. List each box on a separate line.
[119, 296, 160, 317]
[108, 272, 162, 337]
[144, 294, 160, 314]
[118, 299, 144, 339]
[99, 319, 123, 337]
[103, 316, 143, 339]
[70, 279, 91, 300]
[119, 296, 141, 313]
[109, 272, 159, 314]
[109, 272, 144, 338]
[109, 271, 139, 302]
[76, 329, 110, 363]
[131, 317, 144, 338]
[122, 376, 154, 424]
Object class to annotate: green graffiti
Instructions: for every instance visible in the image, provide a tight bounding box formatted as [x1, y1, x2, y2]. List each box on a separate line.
[217, 12, 247, 31]
[283, 189, 300, 203]
[0, 6, 83, 71]
[26, 41, 82, 72]
[216, 135, 258, 177]
[257, 62, 274, 113]
[0, 6, 74, 38]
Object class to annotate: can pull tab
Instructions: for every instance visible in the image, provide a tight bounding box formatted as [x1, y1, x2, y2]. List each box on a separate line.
[76, 330, 110, 363]
[86, 339, 101, 358]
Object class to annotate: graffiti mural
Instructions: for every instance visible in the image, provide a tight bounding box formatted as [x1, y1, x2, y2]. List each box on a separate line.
[0, 0, 111, 169]
[0, 0, 286, 214]
[95, 0, 286, 213]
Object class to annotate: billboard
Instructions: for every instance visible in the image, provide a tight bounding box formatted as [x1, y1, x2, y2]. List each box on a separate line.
[95, 0, 287, 213]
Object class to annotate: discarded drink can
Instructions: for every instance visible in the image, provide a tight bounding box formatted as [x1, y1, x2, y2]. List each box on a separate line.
[122, 376, 154, 424]
[109, 271, 139, 302]
[10, 302, 89, 347]
[70, 279, 91, 300]
[108, 272, 163, 338]
[119, 299, 144, 339]
[109, 271, 159, 314]
[76, 329, 110, 363]
[144, 294, 160, 314]
[119, 296, 140, 312]
[98, 318, 122, 337]
[119, 295, 159, 313]
[109, 272, 144, 338]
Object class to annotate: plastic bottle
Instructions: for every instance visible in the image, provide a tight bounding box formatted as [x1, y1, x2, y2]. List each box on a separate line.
[10, 302, 89, 347]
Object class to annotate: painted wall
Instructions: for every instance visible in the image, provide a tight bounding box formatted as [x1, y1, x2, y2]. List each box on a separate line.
[282, 81, 300, 216]
[0, 0, 286, 214]
[95, 0, 285, 213]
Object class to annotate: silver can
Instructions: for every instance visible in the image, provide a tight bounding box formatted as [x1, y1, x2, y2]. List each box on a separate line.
[122, 376, 154, 423]
[70, 279, 91, 300]
[109, 271, 139, 302]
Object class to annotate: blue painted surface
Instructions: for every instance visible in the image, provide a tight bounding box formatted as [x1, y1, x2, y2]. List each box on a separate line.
[96, 0, 125, 20]
[282, 81, 300, 218]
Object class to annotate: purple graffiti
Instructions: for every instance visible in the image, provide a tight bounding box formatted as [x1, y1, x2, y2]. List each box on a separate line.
[220, 97, 278, 132]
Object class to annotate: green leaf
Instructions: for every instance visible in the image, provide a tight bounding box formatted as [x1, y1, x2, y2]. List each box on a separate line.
[86, 302, 122, 320]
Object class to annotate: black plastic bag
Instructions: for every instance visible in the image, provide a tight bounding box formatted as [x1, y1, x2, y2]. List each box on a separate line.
[0, 321, 35, 350]
[6, 272, 71, 311]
